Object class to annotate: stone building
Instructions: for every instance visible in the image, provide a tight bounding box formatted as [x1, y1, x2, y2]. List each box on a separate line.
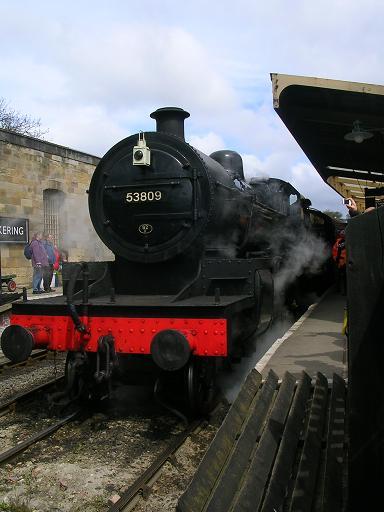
[0, 129, 112, 288]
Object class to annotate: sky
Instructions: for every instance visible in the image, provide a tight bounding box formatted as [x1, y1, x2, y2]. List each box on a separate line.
[1, 0, 384, 214]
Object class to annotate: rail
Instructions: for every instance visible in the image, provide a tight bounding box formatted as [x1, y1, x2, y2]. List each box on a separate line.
[0, 376, 65, 414]
[108, 418, 204, 512]
[0, 410, 79, 464]
[0, 349, 49, 371]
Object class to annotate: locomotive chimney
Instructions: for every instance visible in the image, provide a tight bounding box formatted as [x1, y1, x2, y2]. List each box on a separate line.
[150, 107, 190, 140]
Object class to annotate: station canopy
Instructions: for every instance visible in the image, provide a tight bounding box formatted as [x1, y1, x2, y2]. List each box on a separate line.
[271, 73, 384, 211]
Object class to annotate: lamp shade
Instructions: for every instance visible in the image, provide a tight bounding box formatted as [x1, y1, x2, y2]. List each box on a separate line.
[344, 120, 373, 143]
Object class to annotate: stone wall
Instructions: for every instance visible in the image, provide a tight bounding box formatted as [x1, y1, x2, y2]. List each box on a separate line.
[0, 129, 113, 288]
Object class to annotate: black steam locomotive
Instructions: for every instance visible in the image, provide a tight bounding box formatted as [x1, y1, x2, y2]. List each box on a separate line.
[1, 108, 335, 414]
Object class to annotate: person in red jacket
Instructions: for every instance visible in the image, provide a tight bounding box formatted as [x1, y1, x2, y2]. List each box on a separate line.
[332, 230, 347, 294]
[52, 244, 61, 286]
[53, 245, 61, 271]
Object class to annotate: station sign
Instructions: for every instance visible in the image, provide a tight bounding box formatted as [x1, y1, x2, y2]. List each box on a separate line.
[0, 217, 29, 243]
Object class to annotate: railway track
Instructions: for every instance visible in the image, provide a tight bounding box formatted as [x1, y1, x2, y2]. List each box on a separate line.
[0, 374, 76, 465]
[0, 387, 223, 511]
[0, 375, 65, 416]
[108, 418, 205, 512]
[0, 348, 49, 372]
[0, 410, 79, 464]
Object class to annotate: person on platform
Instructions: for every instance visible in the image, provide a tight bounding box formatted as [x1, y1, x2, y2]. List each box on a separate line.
[60, 248, 69, 262]
[42, 233, 56, 292]
[52, 243, 61, 287]
[345, 197, 376, 216]
[332, 230, 347, 295]
[30, 232, 48, 294]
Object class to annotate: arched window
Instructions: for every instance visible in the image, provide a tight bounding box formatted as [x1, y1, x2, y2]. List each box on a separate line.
[43, 189, 64, 245]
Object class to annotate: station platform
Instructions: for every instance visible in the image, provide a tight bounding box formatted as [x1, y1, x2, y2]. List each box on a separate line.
[256, 288, 346, 379]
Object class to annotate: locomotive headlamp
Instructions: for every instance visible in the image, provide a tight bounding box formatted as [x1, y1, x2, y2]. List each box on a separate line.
[133, 131, 151, 166]
[150, 329, 191, 371]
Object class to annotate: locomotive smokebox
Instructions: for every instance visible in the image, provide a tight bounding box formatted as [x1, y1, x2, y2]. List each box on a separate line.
[88, 106, 249, 263]
[150, 329, 191, 371]
[150, 107, 190, 140]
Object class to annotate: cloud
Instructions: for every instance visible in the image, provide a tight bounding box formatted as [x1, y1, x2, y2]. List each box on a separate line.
[0, 18, 242, 153]
[189, 132, 226, 155]
[0, 20, 237, 118]
[0, 0, 382, 217]
[45, 105, 129, 156]
[290, 162, 341, 211]
[54, 25, 236, 113]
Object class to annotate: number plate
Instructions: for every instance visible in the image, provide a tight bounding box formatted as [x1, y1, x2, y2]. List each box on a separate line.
[126, 191, 162, 203]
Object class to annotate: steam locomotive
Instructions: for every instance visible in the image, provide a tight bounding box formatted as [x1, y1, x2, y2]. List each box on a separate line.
[1, 108, 335, 415]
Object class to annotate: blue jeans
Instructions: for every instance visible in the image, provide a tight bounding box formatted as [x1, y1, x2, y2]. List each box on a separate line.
[32, 266, 43, 291]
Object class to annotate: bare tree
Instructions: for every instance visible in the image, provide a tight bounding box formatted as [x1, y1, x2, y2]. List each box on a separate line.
[0, 97, 48, 138]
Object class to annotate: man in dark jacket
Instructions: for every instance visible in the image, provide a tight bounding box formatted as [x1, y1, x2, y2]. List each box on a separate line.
[332, 230, 347, 294]
[42, 233, 56, 292]
[30, 232, 49, 294]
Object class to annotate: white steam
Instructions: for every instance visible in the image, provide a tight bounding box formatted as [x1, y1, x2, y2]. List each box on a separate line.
[218, 318, 292, 404]
[218, 215, 330, 404]
[60, 195, 113, 262]
[273, 227, 329, 298]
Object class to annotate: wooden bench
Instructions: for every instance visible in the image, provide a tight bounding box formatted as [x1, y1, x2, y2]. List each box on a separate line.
[177, 369, 346, 512]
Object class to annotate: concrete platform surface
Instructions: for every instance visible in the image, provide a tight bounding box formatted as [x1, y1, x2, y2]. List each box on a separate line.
[258, 290, 346, 379]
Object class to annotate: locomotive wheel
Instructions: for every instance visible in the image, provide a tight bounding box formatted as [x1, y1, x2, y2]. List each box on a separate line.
[186, 358, 217, 416]
[65, 353, 86, 401]
[65, 352, 110, 402]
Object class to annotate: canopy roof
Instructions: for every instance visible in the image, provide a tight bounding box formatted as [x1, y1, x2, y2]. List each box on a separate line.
[271, 73, 384, 211]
